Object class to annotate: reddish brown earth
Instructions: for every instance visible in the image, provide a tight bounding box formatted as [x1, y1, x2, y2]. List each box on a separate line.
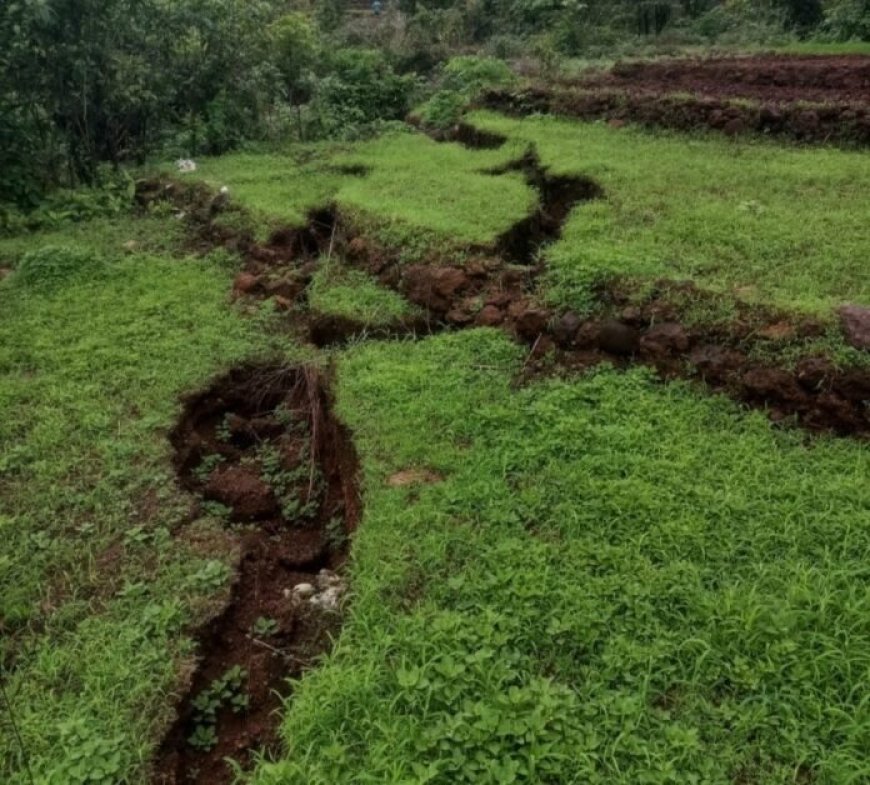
[481, 55, 870, 144]
[575, 55, 870, 105]
[153, 365, 360, 785]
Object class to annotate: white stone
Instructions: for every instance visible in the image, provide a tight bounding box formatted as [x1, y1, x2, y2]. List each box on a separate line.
[292, 582, 316, 598]
[317, 569, 342, 589]
[310, 586, 343, 611]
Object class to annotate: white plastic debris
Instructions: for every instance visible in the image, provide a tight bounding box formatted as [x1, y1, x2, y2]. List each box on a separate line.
[175, 158, 197, 173]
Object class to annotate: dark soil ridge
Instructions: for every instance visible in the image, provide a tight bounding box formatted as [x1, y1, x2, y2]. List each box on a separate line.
[136, 134, 869, 434]
[152, 364, 360, 785]
[479, 85, 870, 146]
[571, 54, 870, 105]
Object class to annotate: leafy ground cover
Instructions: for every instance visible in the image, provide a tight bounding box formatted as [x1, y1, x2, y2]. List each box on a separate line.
[253, 328, 870, 785]
[0, 219, 288, 783]
[2, 110, 869, 785]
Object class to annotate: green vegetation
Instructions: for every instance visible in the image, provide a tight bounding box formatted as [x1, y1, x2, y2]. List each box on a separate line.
[309, 260, 419, 325]
[0, 217, 276, 783]
[249, 328, 870, 784]
[8, 0, 863, 210]
[194, 148, 355, 235]
[199, 131, 532, 253]
[189, 666, 249, 751]
[2, 87, 869, 785]
[774, 39, 870, 53]
[337, 133, 531, 250]
[468, 110, 870, 315]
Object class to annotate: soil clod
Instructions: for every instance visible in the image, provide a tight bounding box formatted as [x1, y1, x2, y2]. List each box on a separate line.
[838, 304, 870, 350]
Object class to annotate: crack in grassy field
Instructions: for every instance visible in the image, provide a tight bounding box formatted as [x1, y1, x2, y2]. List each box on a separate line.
[1, 115, 869, 785]
[141, 122, 868, 778]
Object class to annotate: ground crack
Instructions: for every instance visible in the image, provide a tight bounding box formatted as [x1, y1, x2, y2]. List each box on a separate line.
[153, 364, 360, 785]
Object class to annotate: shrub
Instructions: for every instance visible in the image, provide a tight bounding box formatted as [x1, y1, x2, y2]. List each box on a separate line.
[417, 89, 467, 128]
[313, 49, 419, 137]
[822, 0, 870, 39]
[441, 55, 516, 96]
[14, 246, 106, 291]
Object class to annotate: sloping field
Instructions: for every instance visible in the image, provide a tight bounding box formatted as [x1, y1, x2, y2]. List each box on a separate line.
[1, 110, 868, 785]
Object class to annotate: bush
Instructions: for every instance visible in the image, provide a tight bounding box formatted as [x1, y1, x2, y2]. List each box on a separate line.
[417, 89, 467, 128]
[484, 34, 527, 59]
[441, 55, 516, 96]
[14, 246, 106, 291]
[0, 170, 134, 237]
[312, 49, 419, 137]
[822, 0, 870, 40]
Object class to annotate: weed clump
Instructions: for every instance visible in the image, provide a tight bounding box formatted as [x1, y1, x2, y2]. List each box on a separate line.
[13, 245, 105, 291]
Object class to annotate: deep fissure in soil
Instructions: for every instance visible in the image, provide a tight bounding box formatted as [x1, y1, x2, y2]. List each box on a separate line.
[154, 364, 359, 784]
[138, 130, 869, 439]
[148, 117, 867, 782]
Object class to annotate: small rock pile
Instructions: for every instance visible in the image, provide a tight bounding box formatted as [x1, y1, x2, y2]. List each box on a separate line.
[287, 569, 346, 612]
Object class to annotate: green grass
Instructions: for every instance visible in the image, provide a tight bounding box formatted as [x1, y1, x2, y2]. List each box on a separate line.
[467, 110, 870, 316]
[193, 146, 355, 238]
[197, 130, 534, 258]
[3, 111, 870, 785]
[250, 328, 870, 785]
[0, 218, 281, 784]
[334, 132, 532, 253]
[0, 214, 186, 267]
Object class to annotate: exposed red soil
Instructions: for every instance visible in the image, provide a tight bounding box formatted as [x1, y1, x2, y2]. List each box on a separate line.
[153, 365, 360, 785]
[575, 55, 870, 105]
[480, 55, 870, 145]
[481, 85, 870, 145]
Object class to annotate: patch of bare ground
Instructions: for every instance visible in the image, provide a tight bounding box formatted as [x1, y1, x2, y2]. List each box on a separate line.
[481, 55, 870, 145]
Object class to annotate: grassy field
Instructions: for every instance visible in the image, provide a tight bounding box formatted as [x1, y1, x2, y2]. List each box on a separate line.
[2, 111, 868, 785]
[196, 131, 532, 254]
[467, 110, 870, 317]
[255, 329, 870, 785]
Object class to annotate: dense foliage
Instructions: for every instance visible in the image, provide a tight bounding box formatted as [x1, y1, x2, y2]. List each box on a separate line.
[1, 0, 867, 207]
